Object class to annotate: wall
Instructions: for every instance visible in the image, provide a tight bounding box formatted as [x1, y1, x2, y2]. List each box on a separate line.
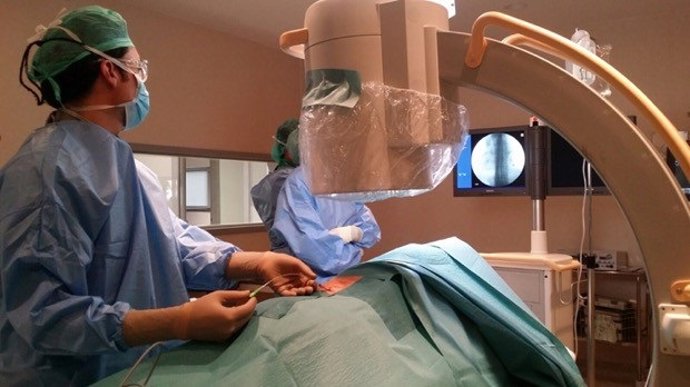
[2, 2, 689, 263]
[209, 227, 270, 252]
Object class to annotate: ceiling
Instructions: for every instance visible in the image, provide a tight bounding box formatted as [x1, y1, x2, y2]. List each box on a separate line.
[119, 0, 689, 49]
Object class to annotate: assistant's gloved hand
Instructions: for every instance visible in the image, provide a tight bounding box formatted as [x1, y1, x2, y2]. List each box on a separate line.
[175, 290, 257, 342]
[328, 225, 363, 243]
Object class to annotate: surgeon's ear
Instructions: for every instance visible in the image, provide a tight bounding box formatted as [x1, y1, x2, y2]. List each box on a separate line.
[99, 59, 125, 89]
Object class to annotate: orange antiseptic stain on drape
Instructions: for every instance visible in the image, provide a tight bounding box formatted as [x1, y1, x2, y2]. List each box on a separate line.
[318, 276, 362, 295]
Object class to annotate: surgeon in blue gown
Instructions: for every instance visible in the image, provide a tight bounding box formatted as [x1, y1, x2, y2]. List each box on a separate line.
[271, 130, 382, 281]
[0, 6, 315, 387]
[250, 119, 299, 240]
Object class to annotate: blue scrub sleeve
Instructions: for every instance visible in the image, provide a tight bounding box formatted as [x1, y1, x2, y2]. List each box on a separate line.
[172, 211, 239, 291]
[349, 206, 381, 248]
[250, 168, 292, 231]
[2, 202, 131, 355]
[134, 160, 240, 292]
[272, 175, 363, 278]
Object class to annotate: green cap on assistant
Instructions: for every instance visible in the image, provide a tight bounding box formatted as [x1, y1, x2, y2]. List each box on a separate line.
[271, 119, 299, 165]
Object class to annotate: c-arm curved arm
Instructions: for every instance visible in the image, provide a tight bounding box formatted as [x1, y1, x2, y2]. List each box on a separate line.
[436, 24, 690, 386]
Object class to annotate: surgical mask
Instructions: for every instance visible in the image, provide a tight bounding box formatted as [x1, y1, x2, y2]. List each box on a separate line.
[67, 77, 150, 131]
[122, 80, 150, 130]
[271, 136, 288, 164]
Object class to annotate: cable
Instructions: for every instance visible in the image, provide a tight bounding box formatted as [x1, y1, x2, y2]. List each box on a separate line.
[586, 161, 593, 254]
[119, 274, 305, 385]
[573, 158, 594, 357]
[249, 273, 302, 298]
[119, 341, 165, 387]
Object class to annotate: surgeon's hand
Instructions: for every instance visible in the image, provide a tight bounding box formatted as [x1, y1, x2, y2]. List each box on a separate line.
[122, 290, 257, 346]
[254, 251, 316, 296]
[258, 252, 317, 296]
[176, 290, 257, 342]
[226, 251, 317, 296]
[329, 225, 363, 243]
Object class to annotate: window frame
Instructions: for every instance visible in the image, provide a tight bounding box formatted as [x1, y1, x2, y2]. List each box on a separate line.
[131, 143, 271, 233]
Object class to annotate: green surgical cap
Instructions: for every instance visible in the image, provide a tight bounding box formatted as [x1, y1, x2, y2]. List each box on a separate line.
[275, 119, 299, 146]
[29, 6, 133, 83]
[271, 119, 299, 165]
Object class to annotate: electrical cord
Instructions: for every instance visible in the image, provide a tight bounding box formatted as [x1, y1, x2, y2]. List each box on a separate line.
[119, 341, 165, 387]
[573, 158, 594, 357]
[118, 273, 308, 386]
[118, 274, 308, 386]
[249, 273, 302, 297]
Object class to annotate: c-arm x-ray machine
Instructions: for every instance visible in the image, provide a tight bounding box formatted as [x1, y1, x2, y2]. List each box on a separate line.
[281, 1, 690, 385]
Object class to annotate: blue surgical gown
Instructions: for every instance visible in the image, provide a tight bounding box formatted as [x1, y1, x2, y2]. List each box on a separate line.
[0, 120, 240, 386]
[250, 167, 293, 234]
[271, 166, 381, 280]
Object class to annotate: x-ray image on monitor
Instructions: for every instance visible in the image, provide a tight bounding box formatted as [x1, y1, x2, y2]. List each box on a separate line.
[471, 133, 525, 187]
[453, 126, 528, 196]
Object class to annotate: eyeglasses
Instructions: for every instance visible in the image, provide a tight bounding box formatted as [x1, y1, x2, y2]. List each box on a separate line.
[86, 44, 150, 84]
[272, 135, 288, 147]
[120, 58, 149, 83]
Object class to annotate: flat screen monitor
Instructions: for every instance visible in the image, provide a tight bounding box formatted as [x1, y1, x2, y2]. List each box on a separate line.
[666, 148, 690, 199]
[547, 128, 609, 195]
[453, 126, 529, 196]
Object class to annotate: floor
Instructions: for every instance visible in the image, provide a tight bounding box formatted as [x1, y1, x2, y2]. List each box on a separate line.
[575, 328, 651, 387]
[577, 357, 647, 387]
[594, 381, 642, 387]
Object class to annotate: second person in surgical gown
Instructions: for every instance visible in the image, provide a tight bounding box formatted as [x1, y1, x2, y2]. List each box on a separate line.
[250, 119, 299, 248]
[271, 130, 382, 281]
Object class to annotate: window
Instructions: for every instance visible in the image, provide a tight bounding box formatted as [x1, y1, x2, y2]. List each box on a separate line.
[186, 169, 210, 208]
[133, 151, 272, 228]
